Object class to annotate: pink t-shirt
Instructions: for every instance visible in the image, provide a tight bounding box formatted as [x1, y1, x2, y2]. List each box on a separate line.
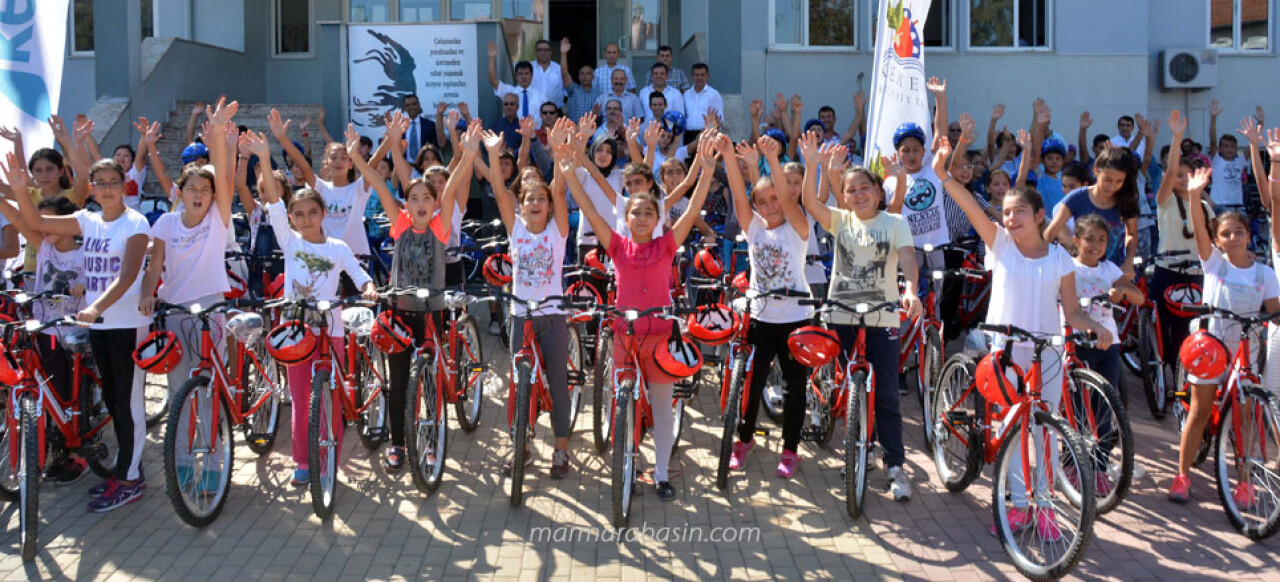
[608, 230, 676, 337]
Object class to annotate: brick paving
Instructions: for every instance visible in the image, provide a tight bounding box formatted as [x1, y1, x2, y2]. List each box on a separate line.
[3, 330, 1280, 581]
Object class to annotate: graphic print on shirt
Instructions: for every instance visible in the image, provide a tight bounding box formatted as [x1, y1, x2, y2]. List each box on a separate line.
[833, 225, 892, 302]
[514, 234, 557, 289]
[290, 250, 335, 298]
[41, 260, 79, 294]
[82, 237, 123, 293]
[904, 179, 941, 238]
[754, 242, 799, 292]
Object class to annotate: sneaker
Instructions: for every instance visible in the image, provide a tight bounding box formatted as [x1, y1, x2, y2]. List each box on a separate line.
[1035, 507, 1063, 541]
[728, 440, 753, 471]
[1233, 481, 1257, 509]
[47, 458, 89, 486]
[290, 469, 310, 487]
[88, 477, 144, 512]
[888, 466, 912, 501]
[990, 507, 1034, 537]
[656, 480, 676, 501]
[88, 477, 117, 498]
[488, 320, 501, 336]
[501, 450, 533, 476]
[382, 446, 405, 474]
[1168, 473, 1191, 503]
[549, 449, 570, 479]
[777, 449, 799, 479]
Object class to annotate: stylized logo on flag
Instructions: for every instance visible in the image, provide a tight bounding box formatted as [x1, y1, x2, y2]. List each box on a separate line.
[0, 0, 70, 159]
[865, 0, 933, 177]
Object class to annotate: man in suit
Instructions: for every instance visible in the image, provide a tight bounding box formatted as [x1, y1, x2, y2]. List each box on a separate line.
[401, 94, 444, 163]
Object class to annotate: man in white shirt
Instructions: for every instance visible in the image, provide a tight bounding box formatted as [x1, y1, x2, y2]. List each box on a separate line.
[593, 69, 645, 122]
[638, 63, 683, 122]
[645, 45, 690, 92]
[593, 42, 635, 93]
[487, 41, 547, 128]
[1109, 114, 1144, 157]
[1207, 100, 1250, 208]
[530, 39, 564, 106]
[682, 63, 722, 145]
[400, 94, 444, 163]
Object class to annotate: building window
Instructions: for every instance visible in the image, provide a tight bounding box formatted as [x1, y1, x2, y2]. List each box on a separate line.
[451, 0, 493, 20]
[401, 0, 443, 21]
[772, 0, 857, 47]
[71, 0, 93, 53]
[350, 0, 392, 22]
[276, 0, 311, 55]
[925, 0, 952, 47]
[969, 0, 1048, 49]
[1211, 0, 1270, 51]
[502, 0, 543, 20]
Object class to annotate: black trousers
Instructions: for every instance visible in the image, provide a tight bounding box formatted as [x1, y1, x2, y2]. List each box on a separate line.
[89, 328, 145, 481]
[741, 320, 809, 451]
[387, 310, 446, 447]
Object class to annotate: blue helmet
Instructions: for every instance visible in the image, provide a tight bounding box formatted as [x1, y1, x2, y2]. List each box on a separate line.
[804, 118, 824, 133]
[1041, 137, 1068, 158]
[661, 111, 686, 135]
[180, 142, 209, 165]
[764, 128, 788, 146]
[891, 123, 926, 149]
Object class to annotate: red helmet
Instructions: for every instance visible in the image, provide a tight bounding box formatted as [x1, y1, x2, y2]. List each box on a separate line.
[371, 311, 413, 354]
[1163, 283, 1204, 319]
[693, 249, 724, 278]
[584, 248, 610, 272]
[686, 303, 740, 346]
[266, 321, 318, 366]
[975, 351, 1025, 408]
[566, 281, 602, 323]
[482, 254, 513, 287]
[224, 269, 248, 300]
[1179, 330, 1229, 380]
[0, 343, 25, 385]
[267, 274, 285, 299]
[653, 330, 703, 379]
[787, 326, 841, 368]
[732, 270, 750, 293]
[133, 330, 184, 374]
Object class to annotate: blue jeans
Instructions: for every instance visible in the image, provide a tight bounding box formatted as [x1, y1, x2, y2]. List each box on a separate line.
[831, 325, 905, 469]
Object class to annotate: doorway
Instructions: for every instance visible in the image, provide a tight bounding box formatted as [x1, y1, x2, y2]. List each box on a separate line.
[548, 1, 597, 68]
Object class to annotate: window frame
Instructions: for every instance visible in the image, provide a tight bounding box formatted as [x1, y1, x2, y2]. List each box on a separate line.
[1207, 0, 1274, 55]
[925, 0, 957, 51]
[68, 0, 94, 56]
[965, 0, 1053, 52]
[767, 0, 861, 51]
[274, 0, 316, 58]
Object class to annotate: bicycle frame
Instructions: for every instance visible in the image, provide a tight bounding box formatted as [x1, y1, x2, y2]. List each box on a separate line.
[416, 306, 484, 407]
[611, 322, 654, 449]
[301, 308, 385, 424]
[6, 335, 105, 472]
[181, 318, 279, 434]
[842, 324, 877, 440]
[1177, 325, 1261, 443]
[507, 317, 553, 430]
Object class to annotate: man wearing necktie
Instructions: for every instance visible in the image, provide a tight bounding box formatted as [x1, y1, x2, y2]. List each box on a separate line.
[399, 94, 441, 163]
[488, 41, 548, 129]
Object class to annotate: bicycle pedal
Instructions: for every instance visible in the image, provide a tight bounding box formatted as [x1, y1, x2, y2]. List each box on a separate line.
[81, 443, 109, 461]
[364, 428, 390, 440]
[567, 371, 587, 386]
[944, 411, 974, 427]
[799, 427, 824, 442]
[754, 429, 770, 438]
[673, 385, 696, 399]
[247, 432, 273, 443]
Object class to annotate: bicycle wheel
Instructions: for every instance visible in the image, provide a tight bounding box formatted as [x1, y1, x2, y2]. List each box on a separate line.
[1060, 369, 1134, 514]
[406, 355, 447, 494]
[671, 396, 687, 454]
[810, 363, 837, 449]
[80, 376, 118, 479]
[1137, 308, 1170, 419]
[356, 347, 390, 450]
[163, 376, 234, 527]
[1215, 386, 1280, 539]
[510, 360, 533, 508]
[18, 395, 39, 561]
[566, 325, 584, 433]
[762, 363, 785, 424]
[716, 352, 748, 491]
[931, 355, 984, 492]
[992, 410, 1095, 581]
[144, 372, 169, 428]
[241, 344, 282, 456]
[919, 325, 944, 445]
[454, 314, 485, 433]
[593, 326, 615, 454]
[308, 371, 339, 520]
[611, 379, 635, 527]
[844, 369, 870, 519]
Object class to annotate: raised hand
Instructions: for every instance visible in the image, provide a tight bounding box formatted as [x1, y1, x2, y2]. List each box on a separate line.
[757, 134, 782, 159]
[560, 37, 571, 54]
[461, 123, 483, 152]
[446, 108, 461, 132]
[73, 118, 95, 142]
[827, 143, 849, 176]
[241, 130, 272, 159]
[577, 111, 598, 137]
[1015, 128, 1032, 150]
[1236, 117, 1262, 145]
[1167, 109, 1187, 136]
[992, 102, 1006, 121]
[1188, 166, 1213, 192]
[1209, 99, 1223, 118]
[958, 113, 978, 143]
[773, 93, 786, 115]
[880, 153, 905, 179]
[268, 109, 291, 140]
[749, 99, 764, 120]
[205, 96, 239, 126]
[344, 124, 362, 154]
[1135, 113, 1153, 137]
[797, 130, 820, 161]
[625, 118, 642, 142]
[48, 115, 69, 139]
[643, 119, 661, 145]
[1080, 111, 1092, 129]
[487, 40, 498, 59]
[1256, 105, 1266, 126]
[144, 121, 162, 146]
[790, 93, 803, 115]
[932, 134, 953, 176]
[1, 153, 29, 190]
[224, 120, 239, 153]
[518, 115, 536, 139]
[1266, 128, 1280, 159]
[459, 102, 471, 119]
[317, 106, 326, 125]
[546, 116, 571, 147]
[1035, 101, 1051, 127]
[854, 90, 868, 113]
[704, 107, 721, 132]
[555, 143, 578, 174]
[734, 141, 759, 166]
[482, 130, 504, 153]
[436, 101, 448, 119]
[927, 77, 946, 96]
[191, 101, 205, 116]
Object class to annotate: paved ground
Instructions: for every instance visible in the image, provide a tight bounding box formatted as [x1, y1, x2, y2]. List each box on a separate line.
[3, 330, 1280, 581]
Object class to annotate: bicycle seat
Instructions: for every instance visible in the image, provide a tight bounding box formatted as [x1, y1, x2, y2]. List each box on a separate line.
[226, 312, 266, 344]
[341, 307, 376, 337]
[444, 292, 475, 310]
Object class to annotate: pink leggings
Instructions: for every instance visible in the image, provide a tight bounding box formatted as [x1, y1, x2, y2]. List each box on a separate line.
[287, 337, 346, 470]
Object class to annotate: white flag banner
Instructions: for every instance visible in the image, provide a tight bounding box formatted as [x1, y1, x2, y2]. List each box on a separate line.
[0, 0, 71, 160]
[865, 0, 933, 175]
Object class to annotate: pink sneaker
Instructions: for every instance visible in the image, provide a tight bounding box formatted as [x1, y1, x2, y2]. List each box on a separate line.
[1233, 481, 1256, 509]
[1035, 508, 1062, 542]
[1168, 474, 1191, 503]
[777, 450, 799, 479]
[728, 440, 753, 471]
[990, 507, 1034, 537]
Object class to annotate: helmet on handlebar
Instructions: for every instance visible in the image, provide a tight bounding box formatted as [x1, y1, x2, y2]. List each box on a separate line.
[0, 343, 25, 385]
[732, 270, 750, 293]
[974, 350, 1025, 408]
[584, 248, 610, 272]
[787, 326, 841, 368]
[267, 274, 285, 299]
[133, 330, 184, 374]
[224, 269, 248, 300]
[686, 303, 740, 346]
[482, 254, 513, 287]
[371, 311, 413, 354]
[266, 320, 318, 366]
[693, 249, 724, 278]
[1179, 330, 1229, 380]
[566, 281, 602, 323]
[653, 329, 703, 379]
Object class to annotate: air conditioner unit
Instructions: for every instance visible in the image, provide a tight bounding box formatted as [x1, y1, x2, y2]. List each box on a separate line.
[1161, 48, 1218, 90]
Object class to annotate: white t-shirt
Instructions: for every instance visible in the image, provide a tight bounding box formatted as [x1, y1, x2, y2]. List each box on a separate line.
[511, 216, 567, 317]
[494, 81, 548, 128]
[746, 219, 813, 324]
[576, 168, 620, 245]
[883, 163, 950, 249]
[985, 227, 1075, 337]
[124, 166, 146, 211]
[265, 201, 372, 336]
[804, 213, 828, 285]
[1210, 154, 1250, 207]
[76, 208, 152, 330]
[639, 85, 685, 121]
[151, 205, 231, 304]
[651, 147, 688, 181]
[315, 177, 372, 255]
[1201, 248, 1279, 346]
[1069, 258, 1123, 346]
[32, 242, 84, 328]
